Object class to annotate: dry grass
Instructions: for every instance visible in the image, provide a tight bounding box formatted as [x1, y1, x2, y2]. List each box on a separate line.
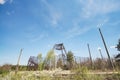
[0, 69, 120, 80]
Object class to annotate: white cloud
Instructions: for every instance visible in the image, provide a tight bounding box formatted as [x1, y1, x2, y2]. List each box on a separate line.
[0, 0, 6, 4]
[79, 0, 120, 18]
[0, 0, 13, 5]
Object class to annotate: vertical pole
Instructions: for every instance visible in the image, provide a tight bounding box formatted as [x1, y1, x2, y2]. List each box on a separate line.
[87, 44, 93, 69]
[54, 54, 56, 70]
[98, 49, 104, 60]
[98, 48, 104, 70]
[15, 49, 23, 74]
[79, 57, 81, 68]
[98, 28, 114, 69]
[61, 49, 64, 65]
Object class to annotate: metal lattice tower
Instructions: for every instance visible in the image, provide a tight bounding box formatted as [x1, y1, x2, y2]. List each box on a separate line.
[53, 43, 67, 65]
[27, 56, 38, 70]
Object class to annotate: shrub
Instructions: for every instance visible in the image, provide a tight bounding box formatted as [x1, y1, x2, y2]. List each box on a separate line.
[0, 64, 11, 76]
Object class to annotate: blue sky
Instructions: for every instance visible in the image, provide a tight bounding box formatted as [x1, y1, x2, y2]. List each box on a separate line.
[0, 0, 120, 65]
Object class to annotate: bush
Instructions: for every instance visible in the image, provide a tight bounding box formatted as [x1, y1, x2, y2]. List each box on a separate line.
[0, 64, 11, 76]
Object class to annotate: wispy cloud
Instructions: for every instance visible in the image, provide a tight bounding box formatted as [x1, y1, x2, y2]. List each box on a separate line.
[108, 20, 120, 26]
[64, 0, 120, 39]
[41, 0, 62, 26]
[25, 32, 48, 43]
[97, 18, 109, 28]
[23, 23, 48, 43]
[51, 12, 61, 26]
[38, 0, 120, 40]
[0, 0, 6, 4]
[78, 0, 120, 18]
[65, 26, 91, 39]
[6, 10, 15, 15]
[9, 0, 13, 4]
[30, 34, 46, 42]
[65, 15, 109, 39]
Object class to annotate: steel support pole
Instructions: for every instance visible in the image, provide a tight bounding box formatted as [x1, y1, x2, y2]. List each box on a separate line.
[98, 28, 114, 69]
[87, 44, 93, 69]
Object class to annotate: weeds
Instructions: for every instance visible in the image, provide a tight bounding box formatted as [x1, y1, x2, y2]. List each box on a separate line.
[0, 69, 120, 80]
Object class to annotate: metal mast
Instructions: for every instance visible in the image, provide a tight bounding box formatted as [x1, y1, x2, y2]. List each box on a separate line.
[98, 48, 104, 60]
[53, 43, 67, 66]
[98, 28, 114, 69]
[87, 44, 93, 68]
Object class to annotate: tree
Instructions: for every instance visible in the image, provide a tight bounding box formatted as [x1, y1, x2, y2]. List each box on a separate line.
[37, 53, 43, 70]
[115, 39, 120, 64]
[0, 64, 12, 75]
[67, 51, 74, 69]
[44, 49, 55, 70]
[117, 39, 120, 51]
